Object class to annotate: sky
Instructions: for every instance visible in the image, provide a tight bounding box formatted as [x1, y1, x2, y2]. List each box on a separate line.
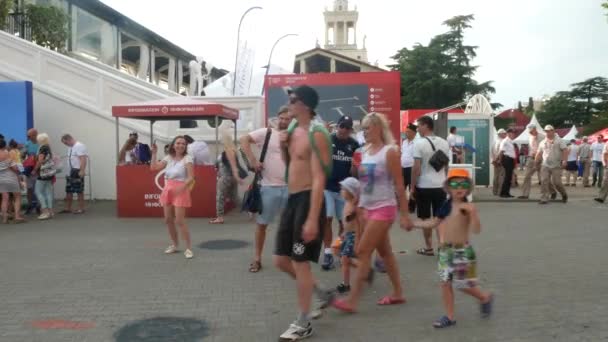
[101, 0, 608, 109]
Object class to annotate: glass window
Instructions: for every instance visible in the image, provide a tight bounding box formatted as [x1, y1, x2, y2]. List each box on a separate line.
[72, 6, 117, 67]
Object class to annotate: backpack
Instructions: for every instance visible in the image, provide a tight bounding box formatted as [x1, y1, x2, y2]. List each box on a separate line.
[135, 144, 151, 164]
[284, 120, 333, 181]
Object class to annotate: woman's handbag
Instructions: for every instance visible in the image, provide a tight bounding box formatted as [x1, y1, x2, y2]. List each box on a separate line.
[241, 128, 272, 214]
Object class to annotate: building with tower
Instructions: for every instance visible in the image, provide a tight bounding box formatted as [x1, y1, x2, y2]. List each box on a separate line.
[293, 0, 383, 74]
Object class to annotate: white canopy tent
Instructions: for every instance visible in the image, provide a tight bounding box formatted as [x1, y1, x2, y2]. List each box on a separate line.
[203, 64, 291, 97]
[513, 113, 545, 144]
[561, 125, 578, 141]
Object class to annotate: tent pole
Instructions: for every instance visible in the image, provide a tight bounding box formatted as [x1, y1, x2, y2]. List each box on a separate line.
[215, 116, 219, 161]
[115, 117, 119, 163]
[150, 120, 154, 145]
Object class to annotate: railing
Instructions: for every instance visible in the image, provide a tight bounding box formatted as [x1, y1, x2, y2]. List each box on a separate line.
[4, 12, 31, 41]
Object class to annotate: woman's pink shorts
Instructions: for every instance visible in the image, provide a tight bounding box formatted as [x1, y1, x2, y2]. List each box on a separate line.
[364, 205, 397, 222]
[159, 179, 192, 208]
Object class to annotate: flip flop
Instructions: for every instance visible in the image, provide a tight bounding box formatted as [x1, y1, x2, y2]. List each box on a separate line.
[377, 296, 406, 306]
[209, 218, 224, 224]
[331, 299, 357, 313]
[416, 247, 435, 256]
[248, 261, 262, 273]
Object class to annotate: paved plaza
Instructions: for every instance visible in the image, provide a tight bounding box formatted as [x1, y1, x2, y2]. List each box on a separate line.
[1, 185, 607, 342]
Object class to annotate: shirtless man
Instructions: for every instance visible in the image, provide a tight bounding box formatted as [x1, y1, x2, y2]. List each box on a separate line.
[275, 85, 334, 341]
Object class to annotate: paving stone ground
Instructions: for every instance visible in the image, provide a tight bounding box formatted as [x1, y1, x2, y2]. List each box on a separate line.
[1, 184, 607, 342]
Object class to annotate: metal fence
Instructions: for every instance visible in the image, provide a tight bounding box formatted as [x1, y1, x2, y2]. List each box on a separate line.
[3, 13, 31, 41]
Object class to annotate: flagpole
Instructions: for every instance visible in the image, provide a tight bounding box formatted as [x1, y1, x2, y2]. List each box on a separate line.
[261, 33, 298, 96]
[233, 6, 262, 96]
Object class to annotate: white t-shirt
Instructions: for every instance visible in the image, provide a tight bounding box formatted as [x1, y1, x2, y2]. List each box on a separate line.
[400, 139, 415, 168]
[67, 142, 88, 169]
[492, 138, 504, 159]
[249, 128, 286, 187]
[603, 143, 608, 167]
[567, 145, 579, 162]
[187, 141, 213, 165]
[500, 138, 516, 159]
[162, 155, 193, 181]
[592, 142, 605, 162]
[413, 135, 450, 189]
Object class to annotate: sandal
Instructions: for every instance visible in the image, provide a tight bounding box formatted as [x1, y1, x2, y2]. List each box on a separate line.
[249, 261, 262, 273]
[377, 296, 406, 306]
[209, 217, 224, 224]
[13, 217, 26, 224]
[331, 299, 357, 313]
[416, 247, 435, 256]
[433, 315, 456, 328]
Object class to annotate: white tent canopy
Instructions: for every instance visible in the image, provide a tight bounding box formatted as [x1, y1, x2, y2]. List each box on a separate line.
[513, 113, 545, 144]
[203, 64, 291, 97]
[561, 125, 578, 141]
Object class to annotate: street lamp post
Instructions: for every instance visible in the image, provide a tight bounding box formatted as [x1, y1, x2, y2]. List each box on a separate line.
[232, 6, 262, 96]
[261, 33, 298, 95]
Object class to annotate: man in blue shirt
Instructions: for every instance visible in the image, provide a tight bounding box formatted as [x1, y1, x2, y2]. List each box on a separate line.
[321, 115, 360, 270]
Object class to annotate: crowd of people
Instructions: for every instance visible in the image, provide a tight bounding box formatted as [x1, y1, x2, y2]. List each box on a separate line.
[0, 129, 88, 224]
[491, 124, 608, 204]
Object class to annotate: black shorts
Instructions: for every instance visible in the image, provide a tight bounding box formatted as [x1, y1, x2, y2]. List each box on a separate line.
[65, 169, 84, 194]
[275, 190, 325, 263]
[402, 167, 412, 189]
[415, 187, 447, 219]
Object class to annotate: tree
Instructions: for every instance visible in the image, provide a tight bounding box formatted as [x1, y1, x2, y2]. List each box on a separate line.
[0, 0, 12, 29]
[603, 1, 608, 19]
[390, 14, 495, 109]
[525, 97, 534, 115]
[569, 76, 608, 118]
[25, 4, 68, 51]
[537, 93, 578, 127]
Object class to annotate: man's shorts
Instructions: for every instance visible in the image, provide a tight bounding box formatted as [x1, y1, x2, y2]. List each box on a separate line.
[415, 187, 447, 219]
[340, 231, 356, 258]
[66, 169, 85, 194]
[256, 185, 288, 226]
[437, 243, 478, 289]
[26, 175, 36, 189]
[275, 190, 325, 263]
[324, 190, 344, 220]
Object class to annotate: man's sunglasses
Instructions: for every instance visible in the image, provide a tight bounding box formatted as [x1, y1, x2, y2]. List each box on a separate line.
[338, 123, 352, 129]
[289, 96, 299, 104]
[448, 180, 471, 189]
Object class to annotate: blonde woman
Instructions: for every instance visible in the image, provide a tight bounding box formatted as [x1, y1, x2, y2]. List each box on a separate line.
[34, 133, 56, 220]
[209, 125, 244, 224]
[0, 139, 25, 224]
[333, 112, 412, 313]
[150, 136, 195, 259]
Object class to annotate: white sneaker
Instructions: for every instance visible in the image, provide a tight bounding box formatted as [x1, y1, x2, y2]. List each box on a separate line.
[37, 213, 50, 220]
[164, 245, 177, 254]
[279, 322, 312, 341]
[184, 249, 193, 259]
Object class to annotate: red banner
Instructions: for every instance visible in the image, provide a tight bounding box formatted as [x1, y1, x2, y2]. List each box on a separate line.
[116, 165, 232, 218]
[264, 71, 402, 141]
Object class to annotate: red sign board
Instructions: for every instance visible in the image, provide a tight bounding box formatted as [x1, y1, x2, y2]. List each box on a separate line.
[264, 71, 402, 140]
[116, 165, 233, 218]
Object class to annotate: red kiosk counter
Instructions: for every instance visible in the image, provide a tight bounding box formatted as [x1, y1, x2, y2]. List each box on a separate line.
[111, 98, 239, 218]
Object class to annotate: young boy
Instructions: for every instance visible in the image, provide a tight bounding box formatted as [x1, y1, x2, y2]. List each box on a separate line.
[410, 168, 493, 328]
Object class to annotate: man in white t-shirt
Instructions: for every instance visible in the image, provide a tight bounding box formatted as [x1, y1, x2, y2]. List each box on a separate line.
[591, 135, 605, 188]
[498, 128, 517, 198]
[565, 139, 579, 186]
[411, 116, 450, 256]
[401, 123, 417, 192]
[447, 126, 463, 163]
[240, 107, 291, 273]
[594, 142, 608, 203]
[61, 134, 88, 214]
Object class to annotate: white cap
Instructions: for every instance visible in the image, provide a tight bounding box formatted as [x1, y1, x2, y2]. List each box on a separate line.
[527, 124, 536, 130]
[497, 128, 507, 134]
[339, 177, 360, 198]
[544, 124, 555, 131]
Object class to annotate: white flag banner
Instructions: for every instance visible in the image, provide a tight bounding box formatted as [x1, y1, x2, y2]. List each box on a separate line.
[234, 40, 256, 96]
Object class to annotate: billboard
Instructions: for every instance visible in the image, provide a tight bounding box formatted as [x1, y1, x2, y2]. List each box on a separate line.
[264, 72, 401, 140]
[0, 81, 33, 142]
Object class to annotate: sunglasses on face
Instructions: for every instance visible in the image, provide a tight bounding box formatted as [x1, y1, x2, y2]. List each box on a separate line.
[289, 96, 299, 104]
[448, 180, 471, 189]
[339, 124, 351, 129]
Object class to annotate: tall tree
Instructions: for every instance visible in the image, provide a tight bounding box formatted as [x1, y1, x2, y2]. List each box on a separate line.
[390, 14, 495, 109]
[525, 97, 534, 115]
[603, 1, 608, 19]
[569, 77, 608, 118]
[537, 93, 578, 127]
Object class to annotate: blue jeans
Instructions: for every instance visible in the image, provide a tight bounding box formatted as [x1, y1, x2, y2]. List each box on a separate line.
[35, 179, 54, 209]
[323, 190, 345, 220]
[593, 161, 604, 186]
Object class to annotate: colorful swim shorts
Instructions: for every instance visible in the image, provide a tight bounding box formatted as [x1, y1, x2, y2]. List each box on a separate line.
[437, 243, 478, 289]
[340, 231, 356, 258]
